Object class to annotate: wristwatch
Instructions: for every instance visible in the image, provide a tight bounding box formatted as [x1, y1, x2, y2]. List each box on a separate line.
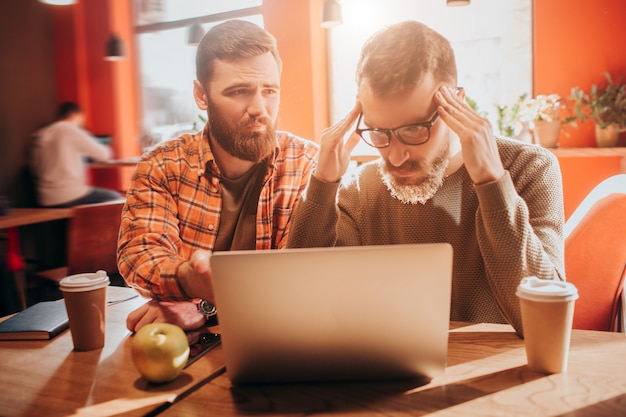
[197, 299, 218, 326]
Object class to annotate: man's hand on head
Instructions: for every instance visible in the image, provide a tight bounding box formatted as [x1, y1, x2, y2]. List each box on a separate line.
[435, 85, 505, 185]
[315, 101, 362, 183]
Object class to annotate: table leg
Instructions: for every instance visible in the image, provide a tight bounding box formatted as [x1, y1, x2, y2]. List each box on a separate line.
[6, 227, 27, 310]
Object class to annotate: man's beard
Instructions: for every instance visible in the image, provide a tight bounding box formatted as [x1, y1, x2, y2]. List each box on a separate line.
[207, 101, 277, 163]
[377, 144, 450, 205]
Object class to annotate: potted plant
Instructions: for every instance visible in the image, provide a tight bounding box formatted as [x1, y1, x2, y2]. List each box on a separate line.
[568, 73, 626, 147]
[522, 93, 566, 148]
[495, 93, 532, 143]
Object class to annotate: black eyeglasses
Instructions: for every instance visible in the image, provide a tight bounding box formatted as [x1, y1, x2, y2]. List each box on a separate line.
[355, 112, 439, 148]
[355, 86, 462, 148]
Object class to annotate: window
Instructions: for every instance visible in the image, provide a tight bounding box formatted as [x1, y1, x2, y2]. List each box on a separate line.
[134, 0, 263, 145]
[328, 0, 532, 156]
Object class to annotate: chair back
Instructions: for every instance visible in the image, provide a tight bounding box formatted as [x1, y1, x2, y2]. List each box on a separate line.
[66, 199, 125, 276]
[565, 174, 626, 331]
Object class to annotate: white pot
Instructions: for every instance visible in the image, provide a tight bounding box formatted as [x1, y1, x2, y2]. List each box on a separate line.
[532, 120, 561, 148]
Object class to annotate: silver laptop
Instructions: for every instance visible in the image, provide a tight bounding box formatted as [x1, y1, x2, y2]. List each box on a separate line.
[210, 243, 453, 384]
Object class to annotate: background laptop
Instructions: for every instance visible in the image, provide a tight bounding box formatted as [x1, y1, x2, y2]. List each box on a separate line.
[210, 243, 453, 384]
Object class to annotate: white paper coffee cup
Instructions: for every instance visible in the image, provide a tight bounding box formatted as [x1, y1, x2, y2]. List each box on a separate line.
[516, 276, 578, 373]
[60, 270, 110, 351]
[59, 270, 110, 292]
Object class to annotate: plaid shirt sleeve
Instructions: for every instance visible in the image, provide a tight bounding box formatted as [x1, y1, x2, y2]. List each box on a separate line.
[257, 132, 319, 250]
[117, 130, 318, 300]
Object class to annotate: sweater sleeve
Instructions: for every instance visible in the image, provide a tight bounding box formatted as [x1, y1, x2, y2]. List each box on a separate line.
[68, 125, 113, 162]
[474, 150, 565, 337]
[287, 175, 342, 248]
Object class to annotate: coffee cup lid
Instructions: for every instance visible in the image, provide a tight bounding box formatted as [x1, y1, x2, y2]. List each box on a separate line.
[516, 276, 578, 302]
[59, 270, 110, 292]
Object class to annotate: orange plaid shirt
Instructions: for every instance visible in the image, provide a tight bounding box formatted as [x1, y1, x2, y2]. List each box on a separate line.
[117, 128, 319, 300]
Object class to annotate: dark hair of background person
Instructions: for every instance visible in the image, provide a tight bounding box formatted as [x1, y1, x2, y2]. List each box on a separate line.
[56, 102, 82, 120]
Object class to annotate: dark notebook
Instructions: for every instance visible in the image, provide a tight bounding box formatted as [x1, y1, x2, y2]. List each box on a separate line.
[0, 301, 69, 340]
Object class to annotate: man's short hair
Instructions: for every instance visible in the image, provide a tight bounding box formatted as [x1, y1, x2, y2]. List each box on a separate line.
[195, 20, 282, 87]
[356, 20, 457, 97]
[56, 102, 82, 120]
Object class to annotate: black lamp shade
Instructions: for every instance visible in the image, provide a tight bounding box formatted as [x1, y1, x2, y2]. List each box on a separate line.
[187, 22, 205, 46]
[39, 0, 76, 4]
[104, 34, 125, 61]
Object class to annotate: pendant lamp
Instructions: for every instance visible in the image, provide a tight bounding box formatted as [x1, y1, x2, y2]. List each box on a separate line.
[104, 33, 125, 61]
[187, 22, 205, 46]
[321, 0, 343, 28]
[446, 0, 470, 6]
[39, 0, 76, 4]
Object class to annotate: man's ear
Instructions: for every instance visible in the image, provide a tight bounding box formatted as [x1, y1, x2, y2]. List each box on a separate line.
[193, 80, 208, 110]
[456, 86, 466, 100]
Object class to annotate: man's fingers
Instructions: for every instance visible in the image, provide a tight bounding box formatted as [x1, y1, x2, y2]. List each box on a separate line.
[190, 250, 211, 274]
[126, 301, 150, 331]
[436, 87, 491, 138]
[344, 131, 362, 156]
[322, 101, 361, 147]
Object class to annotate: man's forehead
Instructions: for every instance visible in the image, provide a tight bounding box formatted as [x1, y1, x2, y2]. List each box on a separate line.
[359, 84, 438, 128]
[211, 54, 280, 83]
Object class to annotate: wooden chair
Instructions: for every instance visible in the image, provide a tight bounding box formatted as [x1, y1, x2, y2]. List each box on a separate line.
[564, 174, 626, 332]
[32, 199, 126, 285]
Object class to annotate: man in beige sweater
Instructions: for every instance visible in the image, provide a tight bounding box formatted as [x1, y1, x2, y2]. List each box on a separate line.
[30, 102, 121, 207]
[287, 21, 565, 337]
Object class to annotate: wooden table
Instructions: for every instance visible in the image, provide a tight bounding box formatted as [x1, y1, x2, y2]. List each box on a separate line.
[0, 286, 224, 417]
[162, 323, 626, 416]
[0, 207, 73, 230]
[88, 157, 140, 196]
[1, 207, 74, 310]
[2, 290, 626, 417]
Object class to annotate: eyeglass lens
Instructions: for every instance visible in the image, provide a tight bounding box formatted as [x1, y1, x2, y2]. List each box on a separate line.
[358, 113, 437, 148]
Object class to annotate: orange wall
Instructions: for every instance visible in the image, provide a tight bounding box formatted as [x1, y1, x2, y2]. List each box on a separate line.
[533, 0, 626, 218]
[52, 0, 326, 193]
[52, 0, 141, 192]
[558, 154, 624, 217]
[52, 1, 624, 214]
[52, 7, 78, 103]
[533, 0, 626, 148]
[263, 0, 329, 142]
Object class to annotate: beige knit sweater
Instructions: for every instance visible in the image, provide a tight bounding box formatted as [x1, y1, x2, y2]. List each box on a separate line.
[287, 137, 565, 337]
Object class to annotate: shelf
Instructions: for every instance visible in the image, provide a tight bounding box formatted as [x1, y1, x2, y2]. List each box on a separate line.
[549, 147, 626, 158]
[351, 147, 626, 170]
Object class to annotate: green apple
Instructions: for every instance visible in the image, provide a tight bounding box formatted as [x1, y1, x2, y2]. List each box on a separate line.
[131, 323, 190, 384]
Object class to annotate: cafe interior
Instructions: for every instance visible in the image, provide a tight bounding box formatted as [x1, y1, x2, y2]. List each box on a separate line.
[0, 1, 626, 415]
[1, 0, 625, 313]
[0, 0, 626, 313]
[0, 0, 624, 307]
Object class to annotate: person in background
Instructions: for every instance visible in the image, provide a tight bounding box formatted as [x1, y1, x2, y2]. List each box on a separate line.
[119, 20, 319, 333]
[286, 20, 565, 337]
[30, 101, 122, 208]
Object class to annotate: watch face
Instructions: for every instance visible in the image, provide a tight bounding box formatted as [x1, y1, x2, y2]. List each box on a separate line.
[199, 300, 217, 317]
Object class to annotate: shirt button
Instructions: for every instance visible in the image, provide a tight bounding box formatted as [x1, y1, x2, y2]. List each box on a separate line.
[208, 225, 214, 231]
